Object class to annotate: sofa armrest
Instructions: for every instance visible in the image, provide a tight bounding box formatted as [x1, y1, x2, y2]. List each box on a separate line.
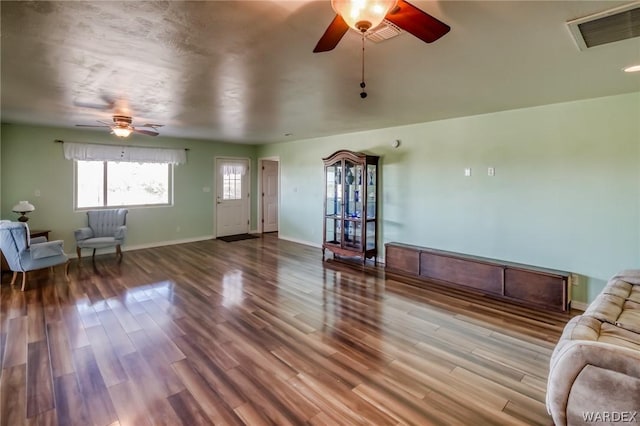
[114, 225, 127, 242]
[74, 227, 93, 242]
[29, 240, 65, 260]
[547, 340, 640, 426]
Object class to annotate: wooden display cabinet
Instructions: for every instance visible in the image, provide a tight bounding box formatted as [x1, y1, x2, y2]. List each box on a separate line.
[322, 150, 379, 264]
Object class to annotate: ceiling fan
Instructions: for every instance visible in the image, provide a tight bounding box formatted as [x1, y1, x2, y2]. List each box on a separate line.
[313, 0, 451, 53]
[76, 115, 163, 137]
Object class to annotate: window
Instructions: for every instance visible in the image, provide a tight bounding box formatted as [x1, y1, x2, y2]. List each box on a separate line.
[222, 171, 242, 200]
[76, 160, 172, 209]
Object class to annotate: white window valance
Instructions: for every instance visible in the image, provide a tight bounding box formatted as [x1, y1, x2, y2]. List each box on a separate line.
[220, 162, 247, 176]
[63, 142, 187, 165]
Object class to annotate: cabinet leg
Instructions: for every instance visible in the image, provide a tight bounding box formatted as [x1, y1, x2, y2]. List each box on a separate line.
[322, 248, 325, 260]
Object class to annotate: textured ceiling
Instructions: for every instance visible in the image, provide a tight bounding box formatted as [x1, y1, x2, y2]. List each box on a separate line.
[1, 1, 639, 143]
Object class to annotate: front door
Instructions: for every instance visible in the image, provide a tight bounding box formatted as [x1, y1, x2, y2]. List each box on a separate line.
[261, 160, 278, 233]
[215, 158, 250, 237]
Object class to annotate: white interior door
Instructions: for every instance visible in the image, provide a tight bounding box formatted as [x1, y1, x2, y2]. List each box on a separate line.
[261, 160, 279, 233]
[216, 158, 250, 237]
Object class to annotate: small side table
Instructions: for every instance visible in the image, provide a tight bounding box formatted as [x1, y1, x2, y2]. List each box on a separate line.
[29, 229, 51, 240]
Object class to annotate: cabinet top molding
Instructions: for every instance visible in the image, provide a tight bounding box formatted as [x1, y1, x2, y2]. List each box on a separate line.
[322, 149, 379, 164]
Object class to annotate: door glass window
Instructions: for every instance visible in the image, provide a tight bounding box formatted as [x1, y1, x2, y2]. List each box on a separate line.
[223, 172, 242, 200]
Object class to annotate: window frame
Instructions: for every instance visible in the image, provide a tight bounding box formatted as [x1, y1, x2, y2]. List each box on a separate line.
[74, 160, 174, 211]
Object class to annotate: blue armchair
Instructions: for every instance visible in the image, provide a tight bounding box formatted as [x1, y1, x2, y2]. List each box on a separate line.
[75, 209, 128, 260]
[0, 221, 70, 291]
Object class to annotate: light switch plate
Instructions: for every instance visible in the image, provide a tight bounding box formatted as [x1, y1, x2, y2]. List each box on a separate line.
[464, 168, 471, 177]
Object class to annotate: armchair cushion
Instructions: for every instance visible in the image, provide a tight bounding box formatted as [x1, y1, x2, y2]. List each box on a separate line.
[77, 237, 120, 249]
[74, 227, 94, 242]
[30, 240, 65, 260]
[30, 236, 47, 245]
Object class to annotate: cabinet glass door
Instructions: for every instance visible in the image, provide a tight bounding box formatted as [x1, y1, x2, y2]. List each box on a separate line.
[325, 218, 340, 245]
[344, 161, 363, 220]
[366, 164, 376, 219]
[343, 220, 362, 250]
[326, 161, 342, 218]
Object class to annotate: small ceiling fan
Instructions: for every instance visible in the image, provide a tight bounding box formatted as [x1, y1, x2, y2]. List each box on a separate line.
[76, 115, 163, 137]
[313, 0, 450, 52]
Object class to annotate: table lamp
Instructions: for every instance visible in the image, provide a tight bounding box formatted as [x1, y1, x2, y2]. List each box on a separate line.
[12, 201, 35, 222]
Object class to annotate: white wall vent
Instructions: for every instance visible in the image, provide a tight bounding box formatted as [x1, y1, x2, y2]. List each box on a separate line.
[567, 2, 640, 51]
[365, 20, 403, 43]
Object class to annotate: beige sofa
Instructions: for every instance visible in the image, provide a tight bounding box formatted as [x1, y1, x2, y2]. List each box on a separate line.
[546, 270, 640, 425]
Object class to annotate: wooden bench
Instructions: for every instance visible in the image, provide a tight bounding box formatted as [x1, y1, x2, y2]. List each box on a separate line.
[385, 242, 572, 311]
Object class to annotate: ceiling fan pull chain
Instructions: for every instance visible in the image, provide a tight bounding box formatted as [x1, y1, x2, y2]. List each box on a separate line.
[360, 33, 367, 99]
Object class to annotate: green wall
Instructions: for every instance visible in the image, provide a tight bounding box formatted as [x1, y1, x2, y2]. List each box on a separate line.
[2, 93, 638, 304]
[258, 92, 640, 304]
[0, 124, 257, 251]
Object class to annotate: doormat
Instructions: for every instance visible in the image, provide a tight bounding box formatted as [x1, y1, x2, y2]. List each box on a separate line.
[218, 233, 260, 242]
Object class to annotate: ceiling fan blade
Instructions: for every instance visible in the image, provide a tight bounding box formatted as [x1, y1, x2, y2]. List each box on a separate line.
[386, 0, 450, 43]
[140, 123, 164, 128]
[73, 94, 116, 111]
[133, 128, 159, 137]
[313, 14, 350, 53]
[75, 124, 110, 128]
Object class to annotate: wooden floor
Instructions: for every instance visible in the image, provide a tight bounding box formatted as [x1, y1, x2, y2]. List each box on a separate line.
[0, 234, 577, 425]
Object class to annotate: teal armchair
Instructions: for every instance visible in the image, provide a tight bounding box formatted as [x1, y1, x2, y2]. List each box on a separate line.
[0, 221, 70, 291]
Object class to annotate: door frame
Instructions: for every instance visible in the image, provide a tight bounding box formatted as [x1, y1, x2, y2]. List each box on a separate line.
[257, 156, 280, 234]
[213, 156, 251, 238]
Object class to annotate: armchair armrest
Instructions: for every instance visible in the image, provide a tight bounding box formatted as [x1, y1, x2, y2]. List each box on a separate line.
[74, 227, 93, 242]
[30, 236, 47, 245]
[547, 341, 640, 426]
[30, 240, 65, 260]
[114, 225, 127, 241]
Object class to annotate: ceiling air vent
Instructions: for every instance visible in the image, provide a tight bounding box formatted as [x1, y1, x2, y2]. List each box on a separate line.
[365, 20, 402, 43]
[567, 2, 640, 51]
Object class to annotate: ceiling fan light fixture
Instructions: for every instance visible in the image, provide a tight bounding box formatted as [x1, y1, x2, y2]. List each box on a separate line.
[112, 126, 133, 138]
[331, 0, 397, 32]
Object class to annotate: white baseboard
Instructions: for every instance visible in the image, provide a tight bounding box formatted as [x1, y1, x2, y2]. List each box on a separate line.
[66, 235, 214, 258]
[570, 301, 588, 311]
[277, 235, 322, 249]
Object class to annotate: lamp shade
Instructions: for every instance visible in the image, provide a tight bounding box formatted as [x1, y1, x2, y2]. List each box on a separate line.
[112, 126, 133, 137]
[12, 201, 35, 213]
[331, 0, 397, 32]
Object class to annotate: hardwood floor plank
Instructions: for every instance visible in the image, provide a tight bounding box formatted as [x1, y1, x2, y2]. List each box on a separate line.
[126, 329, 185, 396]
[107, 380, 152, 426]
[53, 373, 91, 426]
[95, 308, 136, 357]
[4, 316, 28, 368]
[72, 345, 118, 426]
[1, 364, 27, 426]
[26, 408, 57, 426]
[46, 321, 75, 378]
[84, 325, 128, 387]
[1, 235, 574, 425]
[171, 359, 244, 426]
[26, 340, 54, 418]
[27, 303, 46, 343]
[172, 334, 247, 409]
[167, 388, 212, 426]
